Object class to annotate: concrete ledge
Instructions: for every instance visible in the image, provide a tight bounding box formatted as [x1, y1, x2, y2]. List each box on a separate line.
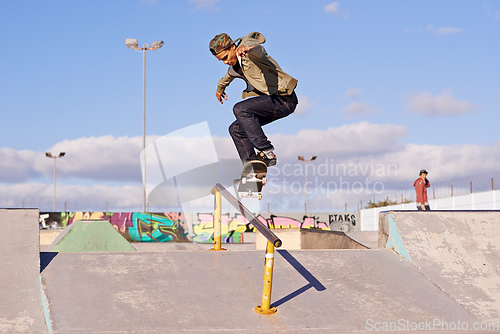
[346, 231, 378, 249]
[0, 209, 49, 333]
[256, 228, 368, 250]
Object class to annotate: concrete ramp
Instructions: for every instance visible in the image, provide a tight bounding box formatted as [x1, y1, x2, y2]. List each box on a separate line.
[40, 249, 482, 333]
[379, 210, 500, 322]
[0, 209, 50, 333]
[46, 219, 136, 252]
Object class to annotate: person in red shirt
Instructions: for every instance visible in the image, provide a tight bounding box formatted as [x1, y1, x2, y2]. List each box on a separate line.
[414, 170, 431, 210]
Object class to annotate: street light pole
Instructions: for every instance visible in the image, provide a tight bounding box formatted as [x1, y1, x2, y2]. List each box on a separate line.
[298, 155, 317, 217]
[126, 39, 163, 212]
[45, 152, 66, 212]
[142, 48, 146, 209]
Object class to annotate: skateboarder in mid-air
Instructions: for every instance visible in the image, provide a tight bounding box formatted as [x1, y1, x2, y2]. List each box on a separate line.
[209, 32, 298, 167]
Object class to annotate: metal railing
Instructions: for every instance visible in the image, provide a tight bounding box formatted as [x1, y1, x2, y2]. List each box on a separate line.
[210, 183, 281, 315]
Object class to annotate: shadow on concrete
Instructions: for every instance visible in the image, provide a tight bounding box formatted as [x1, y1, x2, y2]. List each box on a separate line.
[272, 250, 326, 308]
[40, 252, 58, 273]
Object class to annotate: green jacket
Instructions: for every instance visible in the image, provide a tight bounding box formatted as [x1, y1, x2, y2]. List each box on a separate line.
[216, 32, 298, 99]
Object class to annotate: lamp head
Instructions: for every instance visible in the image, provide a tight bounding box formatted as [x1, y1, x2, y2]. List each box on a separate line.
[149, 41, 164, 50]
[126, 38, 139, 49]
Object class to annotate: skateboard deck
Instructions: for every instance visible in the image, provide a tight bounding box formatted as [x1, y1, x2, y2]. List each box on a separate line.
[235, 160, 267, 200]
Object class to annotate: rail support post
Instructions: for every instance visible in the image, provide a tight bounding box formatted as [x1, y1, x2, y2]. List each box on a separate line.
[255, 240, 277, 314]
[210, 188, 225, 251]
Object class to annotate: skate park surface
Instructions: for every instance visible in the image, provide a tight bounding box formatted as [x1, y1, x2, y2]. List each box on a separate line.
[2, 209, 500, 333]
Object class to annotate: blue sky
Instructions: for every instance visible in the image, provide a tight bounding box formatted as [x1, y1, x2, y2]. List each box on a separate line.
[1, 1, 499, 212]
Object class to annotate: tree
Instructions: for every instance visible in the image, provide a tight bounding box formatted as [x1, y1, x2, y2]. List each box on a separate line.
[365, 198, 399, 209]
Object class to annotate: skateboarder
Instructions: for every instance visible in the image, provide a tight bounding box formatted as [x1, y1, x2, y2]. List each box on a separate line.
[414, 169, 431, 210]
[209, 32, 298, 167]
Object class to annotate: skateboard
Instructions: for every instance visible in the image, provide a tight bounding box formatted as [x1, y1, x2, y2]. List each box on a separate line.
[234, 160, 267, 200]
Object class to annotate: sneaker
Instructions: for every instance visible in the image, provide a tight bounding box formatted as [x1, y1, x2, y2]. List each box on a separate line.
[257, 150, 277, 167]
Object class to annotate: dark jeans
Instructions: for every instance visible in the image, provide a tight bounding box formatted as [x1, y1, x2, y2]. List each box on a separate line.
[229, 92, 298, 162]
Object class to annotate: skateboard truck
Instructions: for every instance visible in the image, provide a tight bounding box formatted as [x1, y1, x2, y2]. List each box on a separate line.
[235, 160, 267, 200]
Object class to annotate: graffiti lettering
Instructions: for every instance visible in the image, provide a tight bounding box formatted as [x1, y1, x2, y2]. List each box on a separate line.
[40, 212, 188, 243]
[329, 214, 356, 226]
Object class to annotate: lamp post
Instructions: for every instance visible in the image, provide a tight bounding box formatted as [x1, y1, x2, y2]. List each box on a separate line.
[298, 155, 317, 216]
[126, 39, 163, 212]
[45, 152, 66, 212]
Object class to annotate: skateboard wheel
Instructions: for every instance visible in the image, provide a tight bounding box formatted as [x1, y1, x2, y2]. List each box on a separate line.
[258, 194, 262, 200]
[238, 193, 243, 199]
[262, 177, 267, 185]
[242, 177, 247, 184]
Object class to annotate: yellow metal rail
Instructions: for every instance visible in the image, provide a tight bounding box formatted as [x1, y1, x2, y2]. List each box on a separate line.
[209, 188, 225, 251]
[211, 183, 281, 314]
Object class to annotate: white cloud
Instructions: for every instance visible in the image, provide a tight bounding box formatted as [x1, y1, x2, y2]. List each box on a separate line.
[342, 102, 378, 117]
[482, 4, 491, 15]
[271, 122, 407, 159]
[403, 27, 423, 34]
[189, 0, 220, 11]
[404, 25, 465, 36]
[426, 24, 464, 36]
[44, 135, 144, 182]
[0, 122, 409, 186]
[324, 2, 339, 15]
[345, 88, 361, 99]
[324, 2, 349, 19]
[482, 4, 500, 20]
[3, 123, 500, 212]
[0, 148, 40, 182]
[374, 142, 500, 184]
[294, 95, 314, 116]
[342, 88, 377, 117]
[266, 128, 500, 211]
[0, 135, 145, 184]
[406, 90, 477, 117]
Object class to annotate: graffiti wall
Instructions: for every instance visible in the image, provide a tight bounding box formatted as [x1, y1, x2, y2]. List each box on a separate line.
[40, 212, 357, 243]
[39, 212, 189, 243]
[191, 212, 356, 243]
